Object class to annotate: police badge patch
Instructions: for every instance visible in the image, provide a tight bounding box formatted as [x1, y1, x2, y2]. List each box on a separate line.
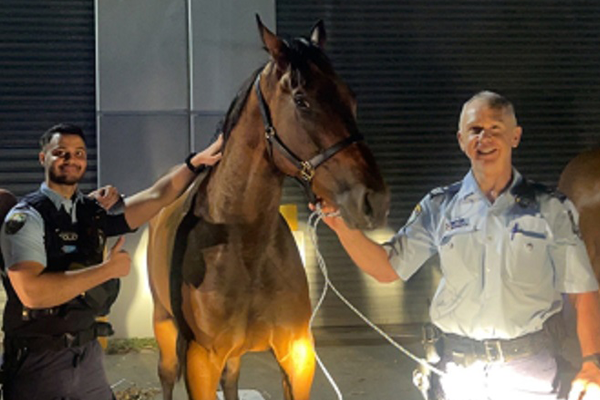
[4, 212, 27, 235]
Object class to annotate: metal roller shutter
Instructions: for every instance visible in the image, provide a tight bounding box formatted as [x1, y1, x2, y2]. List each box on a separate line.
[0, 0, 96, 198]
[277, 1, 600, 328]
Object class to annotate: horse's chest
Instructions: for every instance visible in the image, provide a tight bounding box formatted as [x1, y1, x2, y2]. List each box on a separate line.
[176, 217, 285, 291]
[171, 215, 309, 350]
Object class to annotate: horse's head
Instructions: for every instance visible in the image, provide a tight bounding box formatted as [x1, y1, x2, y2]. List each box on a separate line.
[255, 16, 390, 230]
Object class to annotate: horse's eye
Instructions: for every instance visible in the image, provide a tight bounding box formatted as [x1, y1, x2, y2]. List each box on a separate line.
[293, 94, 310, 110]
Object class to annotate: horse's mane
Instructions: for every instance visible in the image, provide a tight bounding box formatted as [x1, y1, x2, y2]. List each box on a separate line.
[211, 37, 334, 149]
[285, 37, 334, 77]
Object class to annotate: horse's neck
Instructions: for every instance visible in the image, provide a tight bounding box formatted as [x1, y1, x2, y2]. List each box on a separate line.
[204, 109, 284, 225]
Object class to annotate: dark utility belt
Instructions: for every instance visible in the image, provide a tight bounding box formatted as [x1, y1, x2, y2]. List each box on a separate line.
[442, 328, 552, 365]
[4, 321, 114, 354]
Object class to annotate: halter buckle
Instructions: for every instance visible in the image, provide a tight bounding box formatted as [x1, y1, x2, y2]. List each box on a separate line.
[300, 161, 315, 181]
[265, 126, 275, 140]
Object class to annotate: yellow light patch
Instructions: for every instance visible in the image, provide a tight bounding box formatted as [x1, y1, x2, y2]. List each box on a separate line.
[291, 338, 314, 375]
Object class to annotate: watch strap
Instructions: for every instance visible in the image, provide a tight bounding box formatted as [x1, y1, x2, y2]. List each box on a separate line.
[185, 152, 206, 174]
[582, 353, 600, 368]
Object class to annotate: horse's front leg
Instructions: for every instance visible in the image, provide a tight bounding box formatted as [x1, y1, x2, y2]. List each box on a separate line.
[271, 328, 316, 400]
[185, 340, 223, 400]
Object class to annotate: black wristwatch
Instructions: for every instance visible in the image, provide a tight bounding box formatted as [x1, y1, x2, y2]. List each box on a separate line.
[185, 152, 206, 174]
[582, 353, 600, 368]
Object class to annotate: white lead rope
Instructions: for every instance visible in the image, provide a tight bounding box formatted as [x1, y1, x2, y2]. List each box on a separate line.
[307, 205, 446, 384]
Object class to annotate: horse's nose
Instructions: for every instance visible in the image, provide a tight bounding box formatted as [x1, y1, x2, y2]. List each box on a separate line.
[363, 187, 390, 228]
[338, 184, 390, 230]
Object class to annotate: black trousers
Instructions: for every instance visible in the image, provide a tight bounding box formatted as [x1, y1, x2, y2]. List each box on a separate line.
[2, 340, 115, 400]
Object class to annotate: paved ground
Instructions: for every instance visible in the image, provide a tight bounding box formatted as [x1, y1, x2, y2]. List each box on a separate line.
[105, 325, 583, 400]
[105, 326, 426, 400]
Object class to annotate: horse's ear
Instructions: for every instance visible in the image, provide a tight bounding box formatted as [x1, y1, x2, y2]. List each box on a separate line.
[310, 20, 326, 49]
[256, 14, 289, 71]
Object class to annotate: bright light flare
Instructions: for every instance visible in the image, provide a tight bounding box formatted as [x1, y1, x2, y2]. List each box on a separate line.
[291, 338, 315, 376]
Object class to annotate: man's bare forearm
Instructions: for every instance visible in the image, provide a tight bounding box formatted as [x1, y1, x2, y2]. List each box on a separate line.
[8, 237, 130, 309]
[570, 291, 600, 357]
[335, 226, 399, 283]
[9, 260, 119, 309]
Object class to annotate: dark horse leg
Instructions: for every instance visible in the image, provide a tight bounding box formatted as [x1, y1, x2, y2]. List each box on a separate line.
[153, 303, 181, 400]
[220, 357, 241, 400]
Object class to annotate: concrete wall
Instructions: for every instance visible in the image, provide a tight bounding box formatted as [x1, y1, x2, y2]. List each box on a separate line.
[96, 0, 275, 338]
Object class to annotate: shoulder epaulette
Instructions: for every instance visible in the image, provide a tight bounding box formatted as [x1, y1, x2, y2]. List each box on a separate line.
[511, 179, 566, 208]
[530, 182, 567, 202]
[525, 181, 567, 201]
[429, 181, 461, 199]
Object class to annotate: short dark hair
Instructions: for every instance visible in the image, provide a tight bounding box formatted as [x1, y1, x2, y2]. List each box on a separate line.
[39, 123, 87, 150]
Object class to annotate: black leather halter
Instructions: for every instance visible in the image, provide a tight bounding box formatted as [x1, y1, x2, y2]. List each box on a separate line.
[254, 74, 363, 203]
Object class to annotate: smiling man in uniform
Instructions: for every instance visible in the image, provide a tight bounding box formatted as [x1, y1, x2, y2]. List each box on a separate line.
[318, 91, 600, 400]
[0, 123, 222, 400]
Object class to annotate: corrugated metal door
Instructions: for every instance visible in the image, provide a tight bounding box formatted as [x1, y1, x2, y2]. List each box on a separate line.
[0, 0, 96, 197]
[277, 1, 600, 328]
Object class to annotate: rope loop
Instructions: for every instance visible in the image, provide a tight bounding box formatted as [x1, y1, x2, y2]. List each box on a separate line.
[307, 204, 446, 379]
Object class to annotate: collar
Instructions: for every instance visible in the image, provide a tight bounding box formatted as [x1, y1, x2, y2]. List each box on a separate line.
[40, 183, 85, 212]
[457, 168, 523, 205]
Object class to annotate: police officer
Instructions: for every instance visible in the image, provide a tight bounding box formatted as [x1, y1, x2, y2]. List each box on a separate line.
[0, 123, 223, 400]
[317, 92, 600, 400]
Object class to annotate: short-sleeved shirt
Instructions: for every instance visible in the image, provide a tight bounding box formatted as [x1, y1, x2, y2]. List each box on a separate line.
[1, 183, 129, 271]
[383, 169, 598, 340]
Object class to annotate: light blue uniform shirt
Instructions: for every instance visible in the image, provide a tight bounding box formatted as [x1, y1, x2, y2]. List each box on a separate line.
[383, 169, 598, 340]
[1, 183, 85, 270]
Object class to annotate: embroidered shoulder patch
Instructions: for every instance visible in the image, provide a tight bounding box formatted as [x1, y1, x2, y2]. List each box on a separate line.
[413, 203, 422, 217]
[4, 212, 27, 235]
[406, 203, 422, 226]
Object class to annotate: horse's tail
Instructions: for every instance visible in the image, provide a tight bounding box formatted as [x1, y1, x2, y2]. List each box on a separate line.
[176, 332, 188, 381]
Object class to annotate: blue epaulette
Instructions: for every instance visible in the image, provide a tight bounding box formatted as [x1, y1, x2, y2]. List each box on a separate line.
[511, 179, 566, 208]
[529, 182, 567, 202]
[429, 181, 461, 199]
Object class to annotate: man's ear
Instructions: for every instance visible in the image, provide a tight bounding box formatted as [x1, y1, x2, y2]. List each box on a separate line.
[512, 126, 523, 148]
[457, 130, 466, 152]
[39, 151, 45, 166]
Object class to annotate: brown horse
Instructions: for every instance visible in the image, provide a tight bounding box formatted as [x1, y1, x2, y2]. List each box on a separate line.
[147, 17, 389, 400]
[558, 148, 600, 284]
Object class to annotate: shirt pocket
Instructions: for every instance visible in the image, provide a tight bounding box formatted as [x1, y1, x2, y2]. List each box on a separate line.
[506, 216, 550, 284]
[438, 227, 480, 289]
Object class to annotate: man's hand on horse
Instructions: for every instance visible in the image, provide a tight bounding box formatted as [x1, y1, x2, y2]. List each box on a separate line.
[89, 185, 121, 211]
[569, 362, 600, 400]
[189, 134, 224, 168]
